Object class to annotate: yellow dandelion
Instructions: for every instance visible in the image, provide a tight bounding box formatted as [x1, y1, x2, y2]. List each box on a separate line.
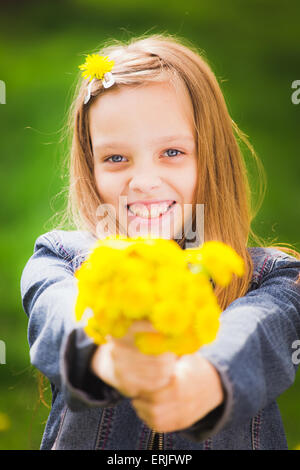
[154, 266, 191, 303]
[84, 316, 108, 345]
[134, 331, 170, 355]
[166, 328, 201, 356]
[75, 292, 88, 322]
[110, 315, 134, 339]
[74, 237, 243, 356]
[94, 235, 135, 250]
[194, 302, 222, 345]
[79, 54, 115, 82]
[198, 241, 245, 286]
[190, 274, 216, 304]
[87, 308, 116, 337]
[184, 247, 203, 265]
[150, 300, 193, 336]
[126, 238, 187, 269]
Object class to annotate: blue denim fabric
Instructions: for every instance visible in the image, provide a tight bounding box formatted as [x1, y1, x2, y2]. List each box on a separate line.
[20, 230, 300, 450]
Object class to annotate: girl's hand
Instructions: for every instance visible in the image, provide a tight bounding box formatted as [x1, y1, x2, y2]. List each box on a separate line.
[131, 354, 224, 433]
[90, 320, 177, 398]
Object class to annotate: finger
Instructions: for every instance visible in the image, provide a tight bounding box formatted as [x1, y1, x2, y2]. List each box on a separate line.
[114, 351, 175, 373]
[113, 346, 177, 376]
[118, 386, 140, 399]
[113, 356, 169, 394]
[114, 340, 177, 363]
[131, 398, 172, 433]
[112, 341, 177, 371]
[136, 374, 177, 403]
[131, 397, 157, 421]
[131, 399, 152, 427]
[113, 321, 156, 347]
[115, 359, 175, 390]
[114, 362, 169, 395]
[127, 320, 157, 334]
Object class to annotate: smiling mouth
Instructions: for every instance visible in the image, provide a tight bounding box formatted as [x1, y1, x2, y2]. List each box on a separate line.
[126, 201, 177, 219]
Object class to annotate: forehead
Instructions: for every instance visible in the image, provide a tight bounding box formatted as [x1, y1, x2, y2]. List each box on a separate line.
[88, 79, 195, 142]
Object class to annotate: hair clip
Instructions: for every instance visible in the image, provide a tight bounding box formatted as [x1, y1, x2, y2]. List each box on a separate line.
[78, 54, 115, 104]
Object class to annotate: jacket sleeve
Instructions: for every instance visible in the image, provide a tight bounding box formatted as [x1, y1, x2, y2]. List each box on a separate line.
[20, 232, 124, 411]
[179, 252, 300, 442]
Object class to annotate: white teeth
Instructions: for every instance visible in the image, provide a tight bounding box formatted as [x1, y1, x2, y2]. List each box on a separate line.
[128, 202, 173, 218]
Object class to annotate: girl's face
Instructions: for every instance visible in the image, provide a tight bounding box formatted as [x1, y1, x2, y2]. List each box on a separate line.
[89, 80, 198, 240]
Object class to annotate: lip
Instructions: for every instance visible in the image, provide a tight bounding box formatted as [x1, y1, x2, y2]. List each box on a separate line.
[126, 201, 177, 223]
[127, 199, 176, 208]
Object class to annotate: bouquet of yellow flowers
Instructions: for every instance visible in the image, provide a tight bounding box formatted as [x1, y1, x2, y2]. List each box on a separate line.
[74, 237, 244, 356]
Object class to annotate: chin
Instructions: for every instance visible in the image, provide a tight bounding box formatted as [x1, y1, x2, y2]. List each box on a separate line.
[127, 221, 183, 240]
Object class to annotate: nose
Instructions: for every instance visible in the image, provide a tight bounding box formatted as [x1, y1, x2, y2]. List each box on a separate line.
[129, 173, 162, 193]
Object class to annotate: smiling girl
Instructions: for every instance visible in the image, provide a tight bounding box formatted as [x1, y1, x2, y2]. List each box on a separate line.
[21, 33, 300, 450]
[90, 79, 197, 243]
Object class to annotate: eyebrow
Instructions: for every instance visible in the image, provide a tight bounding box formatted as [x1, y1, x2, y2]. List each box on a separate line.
[93, 135, 195, 151]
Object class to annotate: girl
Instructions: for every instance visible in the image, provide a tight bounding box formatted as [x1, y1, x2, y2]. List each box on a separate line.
[21, 33, 300, 450]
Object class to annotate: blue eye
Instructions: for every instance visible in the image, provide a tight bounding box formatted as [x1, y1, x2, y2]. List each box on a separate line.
[164, 149, 182, 157]
[104, 149, 183, 163]
[106, 155, 126, 163]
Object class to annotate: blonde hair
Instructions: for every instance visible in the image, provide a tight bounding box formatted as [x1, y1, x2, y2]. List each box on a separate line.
[52, 32, 300, 311]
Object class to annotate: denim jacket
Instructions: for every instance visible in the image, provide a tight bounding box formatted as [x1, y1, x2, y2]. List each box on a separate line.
[20, 230, 300, 450]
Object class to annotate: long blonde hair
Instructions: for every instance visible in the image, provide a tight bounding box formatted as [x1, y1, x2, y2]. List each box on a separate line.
[51, 32, 300, 311]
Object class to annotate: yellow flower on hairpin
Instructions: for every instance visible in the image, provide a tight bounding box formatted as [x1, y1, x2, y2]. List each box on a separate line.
[79, 54, 115, 82]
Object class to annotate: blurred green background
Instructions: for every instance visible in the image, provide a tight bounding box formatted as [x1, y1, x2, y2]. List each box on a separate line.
[0, 0, 299, 450]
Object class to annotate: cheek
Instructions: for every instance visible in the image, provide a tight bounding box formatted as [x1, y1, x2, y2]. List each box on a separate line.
[189, 174, 198, 201]
[182, 164, 198, 203]
[94, 169, 120, 204]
